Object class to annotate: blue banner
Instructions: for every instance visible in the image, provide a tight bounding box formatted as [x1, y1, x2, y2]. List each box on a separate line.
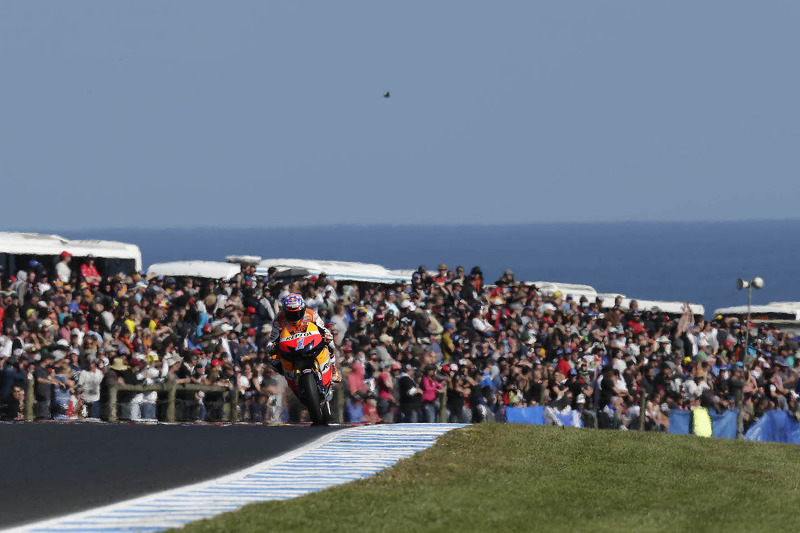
[669, 410, 692, 435]
[556, 411, 584, 428]
[504, 405, 800, 445]
[669, 408, 739, 439]
[745, 410, 800, 444]
[506, 406, 545, 425]
[709, 409, 738, 439]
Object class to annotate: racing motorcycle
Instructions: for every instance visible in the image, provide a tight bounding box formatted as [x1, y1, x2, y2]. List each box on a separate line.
[276, 322, 334, 425]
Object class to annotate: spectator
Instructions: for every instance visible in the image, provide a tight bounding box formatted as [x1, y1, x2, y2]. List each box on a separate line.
[80, 255, 102, 287]
[78, 358, 104, 418]
[33, 352, 58, 419]
[0, 353, 28, 408]
[375, 362, 398, 423]
[420, 364, 444, 423]
[445, 365, 471, 423]
[56, 251, 72, 283]
[52, 360, 76, 420]
[0, 256, 797, 433]
[344, 361, 368, 423]
[396, 364, 422, 423]
[3, 384, 25, 420]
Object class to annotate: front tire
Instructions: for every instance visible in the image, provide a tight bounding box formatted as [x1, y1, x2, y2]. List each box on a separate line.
[321, 401, 332, 425]
[300, 372, 324, 425]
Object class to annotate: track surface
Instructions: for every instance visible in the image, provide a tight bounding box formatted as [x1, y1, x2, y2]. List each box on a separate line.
[0, 423, 341, 529]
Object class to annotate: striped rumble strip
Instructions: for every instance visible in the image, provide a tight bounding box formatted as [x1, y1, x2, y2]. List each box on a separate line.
[5, 424, 465, 533]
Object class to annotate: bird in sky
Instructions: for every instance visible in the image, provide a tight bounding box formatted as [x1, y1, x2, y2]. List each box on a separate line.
[383, 91, 390, 98]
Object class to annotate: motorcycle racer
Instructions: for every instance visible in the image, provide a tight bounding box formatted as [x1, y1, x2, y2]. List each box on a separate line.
[267, 293, 341, 383]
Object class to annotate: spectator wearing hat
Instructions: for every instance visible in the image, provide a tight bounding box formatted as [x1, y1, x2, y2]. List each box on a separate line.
[469, 266, 484, 293]
[495, 268, 515, 287]
[56, 252, 72, 283]
[15, 270, 37, 307]
[33, 352, 59, 419]
[113, 356, 143, 421]
[574, 392, 599, 429]
[433, 264, 448, 285]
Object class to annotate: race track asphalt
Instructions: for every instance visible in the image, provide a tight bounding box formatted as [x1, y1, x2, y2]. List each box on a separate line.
[0, 422, 342, 529]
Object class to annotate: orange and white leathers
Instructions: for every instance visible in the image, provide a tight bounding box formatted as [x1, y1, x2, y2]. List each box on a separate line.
[268, 308, 331, 347]
[267, 308, 337, 370]
[276, 323, 334, 394]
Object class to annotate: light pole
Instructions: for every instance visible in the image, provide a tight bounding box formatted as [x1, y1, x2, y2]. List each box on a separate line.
[735, 276, 763, 438]
[736, 276, 764, 360]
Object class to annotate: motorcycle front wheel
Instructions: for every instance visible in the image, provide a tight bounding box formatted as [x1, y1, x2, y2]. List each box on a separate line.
[300, 372, 324, 425]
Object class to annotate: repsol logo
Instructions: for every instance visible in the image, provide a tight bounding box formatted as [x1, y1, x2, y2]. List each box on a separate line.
[286, 332, 314, 341]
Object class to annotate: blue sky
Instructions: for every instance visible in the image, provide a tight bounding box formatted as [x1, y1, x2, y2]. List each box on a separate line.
[2, 2, 798, 231]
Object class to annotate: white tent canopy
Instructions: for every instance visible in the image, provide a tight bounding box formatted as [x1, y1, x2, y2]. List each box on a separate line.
[257, 258, 414, 284]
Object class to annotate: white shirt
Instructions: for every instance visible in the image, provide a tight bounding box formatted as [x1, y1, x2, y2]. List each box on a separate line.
[56, 262, 72, 283]
[471, 316, 492, 333]
[78, 368, 104, 403]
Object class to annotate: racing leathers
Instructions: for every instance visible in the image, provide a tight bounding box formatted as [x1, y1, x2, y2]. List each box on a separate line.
[266, 308, 341, 382]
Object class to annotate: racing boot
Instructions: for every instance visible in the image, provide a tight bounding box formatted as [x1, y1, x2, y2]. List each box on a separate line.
[329, 347, 342, 383]
[331, 361, 342, 383]
[326, 341, 342, 383]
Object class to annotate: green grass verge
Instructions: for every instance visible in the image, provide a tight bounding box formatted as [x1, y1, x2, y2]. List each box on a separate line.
[176, 425, 800, 533]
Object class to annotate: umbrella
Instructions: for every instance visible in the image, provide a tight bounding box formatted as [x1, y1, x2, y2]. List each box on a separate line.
[273, 267, 311, 280]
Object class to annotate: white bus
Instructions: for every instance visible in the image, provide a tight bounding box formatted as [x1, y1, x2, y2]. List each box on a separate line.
[146, 260, 243, 281]
[257, 258, 414, 284]
[714, 302, 800, 334]
[530, 280, 704, 318]
[0, 231, 142, 279]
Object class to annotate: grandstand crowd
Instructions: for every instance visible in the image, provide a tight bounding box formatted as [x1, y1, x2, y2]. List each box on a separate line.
[1, 254, 800, 433]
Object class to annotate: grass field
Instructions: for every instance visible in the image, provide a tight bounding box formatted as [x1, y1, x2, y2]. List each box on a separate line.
[177, 424, 800, 533]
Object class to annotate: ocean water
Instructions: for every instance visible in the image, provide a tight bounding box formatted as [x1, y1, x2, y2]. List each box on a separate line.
[60, 220, 800, 316]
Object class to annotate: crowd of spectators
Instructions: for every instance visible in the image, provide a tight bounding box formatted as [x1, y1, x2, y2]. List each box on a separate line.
[2, 255, 800, 434]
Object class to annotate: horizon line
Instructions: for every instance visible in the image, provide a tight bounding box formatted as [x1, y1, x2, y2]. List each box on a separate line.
[20, 216, 800, 234]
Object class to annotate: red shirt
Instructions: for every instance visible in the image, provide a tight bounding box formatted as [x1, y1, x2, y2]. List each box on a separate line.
[557, 359, 572, 377]
[377, 372, 394, 401]
[81, 263, 101, 284]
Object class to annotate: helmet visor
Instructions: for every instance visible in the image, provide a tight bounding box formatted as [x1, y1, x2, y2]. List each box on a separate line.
[285, 308, 305, 322]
